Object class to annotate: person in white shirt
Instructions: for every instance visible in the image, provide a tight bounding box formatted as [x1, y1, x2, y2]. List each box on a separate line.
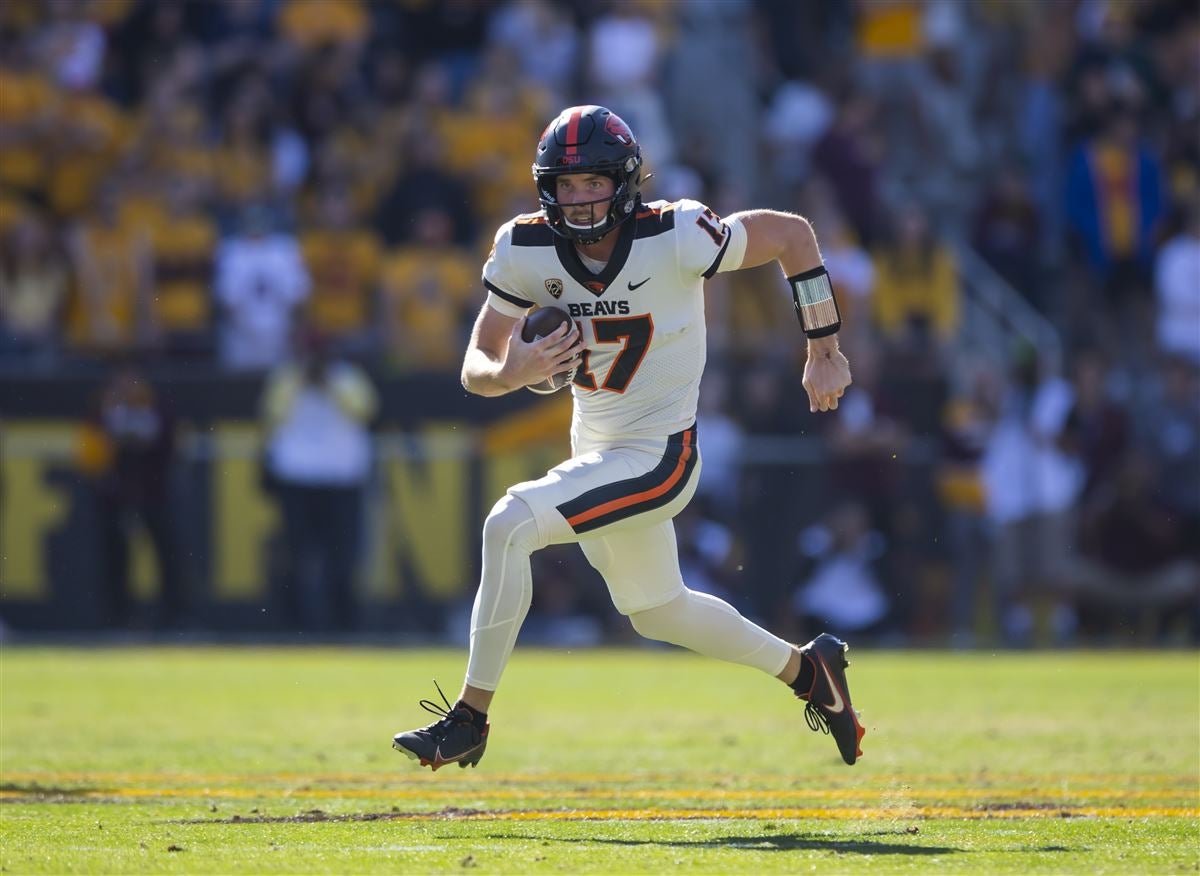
[391, 106, 863, 771]
[216, 205, 311, 372]
[1154, 204, 1200, 366]
[261, 331, 377, 631]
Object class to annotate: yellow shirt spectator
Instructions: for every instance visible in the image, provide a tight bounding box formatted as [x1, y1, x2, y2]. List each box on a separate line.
[439, 80, 549, 222]
[278, 0, 367, 50]
[300, 215, 383, 338]
[66, 204, 152, 352]
[379, 236, 475, 371]
[121, 192, 217, 336]
[0, 65, 56, 196]
[48, 90, 130, 218]
[856, 0, 924, 60]
[872, 243, 960, 343]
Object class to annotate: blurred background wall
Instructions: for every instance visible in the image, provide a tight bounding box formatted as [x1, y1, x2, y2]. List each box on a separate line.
[0, 0, 1197, 647]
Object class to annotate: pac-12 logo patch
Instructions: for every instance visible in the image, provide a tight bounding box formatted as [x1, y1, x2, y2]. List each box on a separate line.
[545, 278, 564, 299]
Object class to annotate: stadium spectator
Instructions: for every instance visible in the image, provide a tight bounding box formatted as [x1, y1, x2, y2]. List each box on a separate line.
[299, 184, 382, 354]
[214, 203, 311, 372]
[0, 34, 56, 206]
[440, 49, 549, 226]
[36, 0, 107, 93]
[260, 330, 378, 632]
[908, 7, 983, 229]
[1064, 107, 1165, 317]
[277, 0, 368, 54]
[1137, 355, 1200, 558]
[43, 54, 127, 220]
[1069, 451, 1200, 643]
[1060, 349, 1131, 503]
[78, 365, 183, 629]
[870, 205, 960, 349]
[487, 0, 580, 107]
[791, 501, 891, 643]
[373, 128, 475, 247]
[1153, 201, 1200, 365]
[761, 80, 835, 192]
[0, 213, 68, 365]
[936, 362, 1001, 645]
[980, 347, 1084, 646]
[134, 175, 218, 359]
[971, 162, 1043, 306]
[378, 206, 475, 372]
[214, 74, 286, 211]
[811, 90, 885, 247]
[65, 185, 154, 355]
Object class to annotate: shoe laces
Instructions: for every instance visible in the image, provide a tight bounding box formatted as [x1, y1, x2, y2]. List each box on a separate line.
[417, 680, 480, 743]
[804, 700, 831, 735]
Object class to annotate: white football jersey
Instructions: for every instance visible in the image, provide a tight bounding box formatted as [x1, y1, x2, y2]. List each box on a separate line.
[483, 198, 748, 444]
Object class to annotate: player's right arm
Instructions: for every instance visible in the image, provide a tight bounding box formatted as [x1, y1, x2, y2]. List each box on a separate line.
[464, 221, 580, 397]
[461, 304, 580, 397]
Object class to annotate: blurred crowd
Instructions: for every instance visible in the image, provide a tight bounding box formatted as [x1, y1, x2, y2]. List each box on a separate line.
[1, 0, 1197, 644]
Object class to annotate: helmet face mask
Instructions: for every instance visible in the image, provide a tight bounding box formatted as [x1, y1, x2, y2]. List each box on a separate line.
[532, 106, 642, 244]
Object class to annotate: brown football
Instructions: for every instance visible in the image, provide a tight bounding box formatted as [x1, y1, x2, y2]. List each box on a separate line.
[521, 306, 575, 394]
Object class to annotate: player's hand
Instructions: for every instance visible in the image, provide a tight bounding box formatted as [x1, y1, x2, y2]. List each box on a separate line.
[803, 336, 851, 413]
[505, 318, 582, 388]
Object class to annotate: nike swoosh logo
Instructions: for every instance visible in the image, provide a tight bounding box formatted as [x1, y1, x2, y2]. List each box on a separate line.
[627, 277, 651, 290]
[819, 661, 845, 713]
[428, 740, 484, 770]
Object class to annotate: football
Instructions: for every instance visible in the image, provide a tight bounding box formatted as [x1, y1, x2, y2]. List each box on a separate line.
[521, 306, 575, 394]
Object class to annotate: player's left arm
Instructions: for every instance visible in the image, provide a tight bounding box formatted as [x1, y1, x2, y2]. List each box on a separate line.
[726, 210, 851, 413]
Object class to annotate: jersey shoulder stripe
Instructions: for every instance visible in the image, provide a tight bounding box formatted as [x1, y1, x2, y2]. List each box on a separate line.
[485, 278, 534, 309]
[702, 232, 733, 279]
[511, 213, 555, 247]
[633, 202, 677, 239]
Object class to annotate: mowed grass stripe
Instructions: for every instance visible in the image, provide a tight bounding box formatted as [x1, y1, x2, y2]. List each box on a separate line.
[1, 792, 1195, 821]
[2, 770, 1194, 787]
[413, 806, 1200, 820]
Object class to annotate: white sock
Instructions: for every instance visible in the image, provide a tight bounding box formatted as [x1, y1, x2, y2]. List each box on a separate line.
[627, 588, 793, 676]
[464, 495, 545, 691]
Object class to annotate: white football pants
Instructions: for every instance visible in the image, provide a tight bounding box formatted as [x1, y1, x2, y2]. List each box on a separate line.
[464, 492, 793, 692]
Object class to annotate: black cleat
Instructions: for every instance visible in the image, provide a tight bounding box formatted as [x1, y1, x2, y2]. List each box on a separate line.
[794, 633, 866, 765]
[392, 681, 489, 771]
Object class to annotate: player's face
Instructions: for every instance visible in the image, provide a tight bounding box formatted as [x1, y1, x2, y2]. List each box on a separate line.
[556, 173, 615, 233]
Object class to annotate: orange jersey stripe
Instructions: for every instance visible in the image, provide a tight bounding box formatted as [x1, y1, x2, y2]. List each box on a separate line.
[635, 204, 675, 220]
[565, 431, 694, 527]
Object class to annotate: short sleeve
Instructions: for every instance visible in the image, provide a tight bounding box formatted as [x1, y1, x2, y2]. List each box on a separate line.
[673, 199, 739, 280]
[482, 222, 535, 317]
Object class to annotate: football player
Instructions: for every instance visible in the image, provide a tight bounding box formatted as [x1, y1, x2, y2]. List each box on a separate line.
[393, 105, 864, 770]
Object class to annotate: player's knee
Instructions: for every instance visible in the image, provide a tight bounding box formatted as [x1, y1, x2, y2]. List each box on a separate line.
[627, 592, 686, 643]
[482, 494, 542, 556]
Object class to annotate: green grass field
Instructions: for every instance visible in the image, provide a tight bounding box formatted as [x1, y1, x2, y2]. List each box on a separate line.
[2, 646, 1197, 874]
